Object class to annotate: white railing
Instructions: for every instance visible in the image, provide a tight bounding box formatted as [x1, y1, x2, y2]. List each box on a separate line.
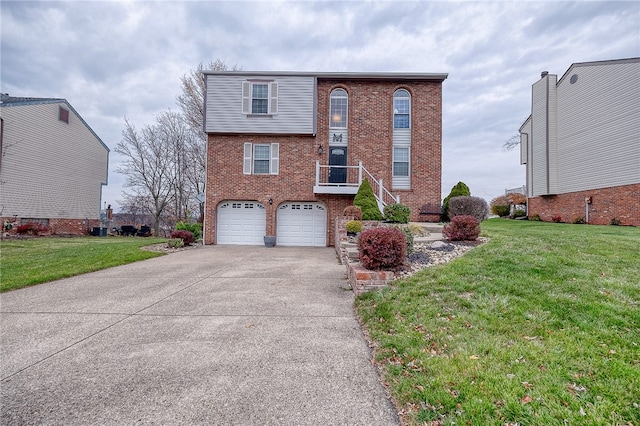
[314, 161, 399, 209]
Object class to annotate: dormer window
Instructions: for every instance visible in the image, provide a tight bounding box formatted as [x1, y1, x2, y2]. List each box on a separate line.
[242, 81, 278, 115]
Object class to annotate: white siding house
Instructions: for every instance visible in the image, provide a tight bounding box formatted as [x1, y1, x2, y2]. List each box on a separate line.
[519, 58, 640, 225]
[0, 95, 109, 233]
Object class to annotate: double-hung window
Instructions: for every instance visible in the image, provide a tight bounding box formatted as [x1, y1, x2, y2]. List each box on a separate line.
[243, 142, 279, 175]
[242, 81, 278, 115]
[393, 147, 410, 177]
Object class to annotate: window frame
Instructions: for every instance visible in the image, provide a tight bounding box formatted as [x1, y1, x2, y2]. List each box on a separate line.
[393, 89, 410, 129]
[392, 146, 410, 177]
[243, 142, 279, 175]
[329, 88, 348, 129]
[242, 81, 278, 115]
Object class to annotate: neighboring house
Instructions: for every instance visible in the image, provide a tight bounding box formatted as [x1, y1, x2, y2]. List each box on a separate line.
[519, 58, 640, 226]
[203, 71, 447, 246]
[0, 94, 109, 235]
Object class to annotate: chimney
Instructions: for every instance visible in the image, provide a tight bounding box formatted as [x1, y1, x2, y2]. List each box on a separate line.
[541, 71, 549, 78]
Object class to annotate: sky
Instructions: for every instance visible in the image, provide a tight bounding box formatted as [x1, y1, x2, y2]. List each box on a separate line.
[2, 0, 639, 212]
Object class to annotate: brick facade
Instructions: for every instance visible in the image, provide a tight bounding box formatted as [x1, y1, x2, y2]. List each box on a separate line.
[528, 183, 640, 226]
[204, 78, 443, 246]
[1, 217, 101, 236]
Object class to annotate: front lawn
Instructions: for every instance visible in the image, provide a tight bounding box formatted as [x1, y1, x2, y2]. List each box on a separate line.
[356, 219, 639, 425]
[0, 236, 167, 292]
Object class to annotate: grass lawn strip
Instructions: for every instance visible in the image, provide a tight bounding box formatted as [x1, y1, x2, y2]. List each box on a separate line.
[356, 219, 639, 425]
[0, 237, 167, 292]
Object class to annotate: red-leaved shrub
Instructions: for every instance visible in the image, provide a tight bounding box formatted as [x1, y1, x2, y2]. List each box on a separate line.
[16, 222, 49, 236]
[358, 227, 407, 270]
[170, 230, 194, 245]
[443, 215, 480, 241]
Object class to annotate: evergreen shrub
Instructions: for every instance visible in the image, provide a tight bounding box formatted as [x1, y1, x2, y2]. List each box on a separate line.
[383, 203, 411, 223]
[345, 220, 363, 234]
[443, 181, 471, 221]
[358, 227, 407, 270]
[354, 179, 382, 221]
[176, 221, 202, 240]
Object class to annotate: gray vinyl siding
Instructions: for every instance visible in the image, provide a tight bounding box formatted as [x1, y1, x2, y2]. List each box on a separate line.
[530, 77, 551, 196]
[392, 128, 411, 189]
[556, 61, 640, 193]
[206, 74, 316, 134]
[328, 129, 348, 146]
[0, 103, 108, 219]
[519, 117, 532, 197]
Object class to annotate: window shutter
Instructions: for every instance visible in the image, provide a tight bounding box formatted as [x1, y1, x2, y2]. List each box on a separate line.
[270, 143, 279, 175]
[243, 142, 252, 174]
[242, 81, 251, 114]
[269, 82, 278, 115]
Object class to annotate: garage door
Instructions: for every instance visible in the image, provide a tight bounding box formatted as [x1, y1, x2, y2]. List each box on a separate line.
[217, 201, 266, 245]
[277, 203, 327, 246]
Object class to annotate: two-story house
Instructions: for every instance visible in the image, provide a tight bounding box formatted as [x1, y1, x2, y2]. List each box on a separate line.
[0, 94, 109, 234]
[519, 58, 639, 226]
[203, 71, 447, 246]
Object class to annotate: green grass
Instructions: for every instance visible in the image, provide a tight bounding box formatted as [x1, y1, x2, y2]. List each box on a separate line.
[0, 237, 168, 292]
[356, 219, 639, 425]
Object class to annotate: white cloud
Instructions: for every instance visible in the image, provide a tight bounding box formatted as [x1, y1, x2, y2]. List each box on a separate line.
[2, 0, 638, 210]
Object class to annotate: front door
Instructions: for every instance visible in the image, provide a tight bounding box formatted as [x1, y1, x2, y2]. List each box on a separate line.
[329, 147, 347, 184]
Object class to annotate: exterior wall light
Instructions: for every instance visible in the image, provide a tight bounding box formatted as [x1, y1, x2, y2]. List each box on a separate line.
[318, 145, 324, 154]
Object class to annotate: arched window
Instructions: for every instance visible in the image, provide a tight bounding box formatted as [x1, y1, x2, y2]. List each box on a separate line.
[330, 88, 348, 128]
[393, 89, 410, 129]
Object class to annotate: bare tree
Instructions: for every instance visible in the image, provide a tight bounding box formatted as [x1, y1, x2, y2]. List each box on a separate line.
[115, 119, 176, 236]
[503, 134, 521, 151]
[176, 59, 239, 222]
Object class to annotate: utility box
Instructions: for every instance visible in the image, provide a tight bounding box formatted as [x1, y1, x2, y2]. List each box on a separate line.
[91, 227, 107, 237]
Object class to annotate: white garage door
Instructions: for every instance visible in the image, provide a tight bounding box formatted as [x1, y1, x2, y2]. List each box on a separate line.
[217, 201, 266, 245]
[277, 203, 327, 247]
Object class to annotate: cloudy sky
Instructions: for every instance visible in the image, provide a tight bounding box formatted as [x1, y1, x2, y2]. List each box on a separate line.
[2, 0, 639, 211]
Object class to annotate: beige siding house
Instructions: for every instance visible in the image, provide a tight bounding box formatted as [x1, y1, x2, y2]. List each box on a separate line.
[519, 58, 640, 225]
[0, 95, 109, 234]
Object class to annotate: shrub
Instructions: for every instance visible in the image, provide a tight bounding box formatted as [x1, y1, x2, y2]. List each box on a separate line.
[167, 238, 185, 248]
[358, 227, 407, 270]
[551, 215, 562, 223]
[573, 216, 586, 224]
[407, 223, 427, 237]
[443, 215, 480, 241]
[442, 181, 471, 221]
[530, 214, 541, 221]
[511, 209, 527, 218]
[16, 222, 49, 236]
[343, 205, 363, 220]
[345, 220, 363, 234]
[390, 224, 414, 254]
[383, 203, 411, 223]
[170, 230, 195, 245]
[448, 196, 488, 222]
[506, 192, 527, 206]
[354, 178, 383, 221]
[490, 195, 511, 217]
[610, 217, 621, 226]
[176, 221, 202, 241]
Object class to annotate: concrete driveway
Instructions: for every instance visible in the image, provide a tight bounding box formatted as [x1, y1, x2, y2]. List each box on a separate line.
[0, 245, 398, 425]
